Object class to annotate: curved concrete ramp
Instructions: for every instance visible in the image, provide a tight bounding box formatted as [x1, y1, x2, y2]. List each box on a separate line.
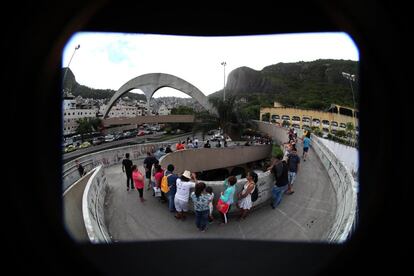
[103, 143, 336, 242]
[159, 144, 271, 175]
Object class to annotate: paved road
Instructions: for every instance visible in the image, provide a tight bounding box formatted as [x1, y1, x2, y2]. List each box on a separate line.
[103, 144, 336, 242]
[63, 132, 192, 162]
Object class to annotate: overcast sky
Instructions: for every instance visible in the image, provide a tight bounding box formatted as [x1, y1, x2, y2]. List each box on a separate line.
[62, 32, 359, 98]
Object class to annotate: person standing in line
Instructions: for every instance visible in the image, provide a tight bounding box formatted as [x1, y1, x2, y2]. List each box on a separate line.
[164, 164, 179, 212]
[270, 154, 289, 209]
[219, 176, 237, 225]
[122, 153, 134, 191]
[176, 140, 185, 151]
[174, 170, 197, 220]
[205, 186, 215, 223]
[286, 145, 300, 195]
[132, 165, 145, 202]
[203, 140, 211, 148]
[154, 147, 165, 160]
[143, 152, 157, 191]
[302, 131, 311, 161]
[154, 164, 166, 202]
[190, 182, 210, 232]
[237, 171, 257, 220]
[76, 160, 85, 177]
[165, 145, 173, 153]
[187, 140, 194, 149]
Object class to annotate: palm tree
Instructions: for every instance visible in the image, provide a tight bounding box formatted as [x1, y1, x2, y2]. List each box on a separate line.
[345, 122, 355, 146]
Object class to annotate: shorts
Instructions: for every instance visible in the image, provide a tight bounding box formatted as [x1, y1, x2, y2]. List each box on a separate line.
[303, 147, 309, 152]
[174, 198, 189, 212]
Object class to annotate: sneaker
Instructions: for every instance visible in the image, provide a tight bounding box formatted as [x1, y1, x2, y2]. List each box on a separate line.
[127, 188, 130, 191]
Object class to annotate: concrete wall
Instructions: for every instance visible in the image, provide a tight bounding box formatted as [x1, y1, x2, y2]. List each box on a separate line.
[82, 165, 111, 243]
[256, 121, 357, 243]
[63, 142, 171, 192]
[158, 144, 273, 214]
[310, 135, 357, 242]
[159, 144, 271, 175]
[191, 170, 274, 215]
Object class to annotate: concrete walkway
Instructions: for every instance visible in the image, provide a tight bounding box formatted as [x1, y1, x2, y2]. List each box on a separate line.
[103, 145, 337, 242]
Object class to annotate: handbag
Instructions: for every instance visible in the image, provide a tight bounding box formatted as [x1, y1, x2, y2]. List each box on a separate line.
[216, 198, 230, 214]
[153, 187, 161, 197]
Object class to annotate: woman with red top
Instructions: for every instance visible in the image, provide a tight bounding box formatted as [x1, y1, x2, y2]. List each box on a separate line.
[132, 165, 145, 202]
[154, 164, 166, 202]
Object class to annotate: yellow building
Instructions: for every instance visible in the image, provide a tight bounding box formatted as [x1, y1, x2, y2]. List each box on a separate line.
[260, 102, 359, 134]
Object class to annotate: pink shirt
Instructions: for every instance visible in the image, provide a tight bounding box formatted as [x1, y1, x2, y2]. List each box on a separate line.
[132, 170, 144, 189]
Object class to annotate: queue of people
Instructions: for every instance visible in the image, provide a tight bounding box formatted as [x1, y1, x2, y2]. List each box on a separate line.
[118, 131, 304, 232]
[121, 148, 263, 232]
[266, 128, 311, 208]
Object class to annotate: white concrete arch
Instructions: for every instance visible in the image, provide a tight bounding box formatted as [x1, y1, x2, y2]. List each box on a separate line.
[103, 73, 215, 118]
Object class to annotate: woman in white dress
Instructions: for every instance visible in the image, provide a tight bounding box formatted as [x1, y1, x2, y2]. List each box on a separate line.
[237, 171, 257, 220]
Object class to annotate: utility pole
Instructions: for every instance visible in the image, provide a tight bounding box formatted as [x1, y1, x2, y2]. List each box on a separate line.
[221, 61, 227, 101]
[342, 72, 357, 147]
[63, 44, 80, 94]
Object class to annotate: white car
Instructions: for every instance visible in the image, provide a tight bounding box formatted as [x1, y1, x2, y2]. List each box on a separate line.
[105, 134, 115, 142]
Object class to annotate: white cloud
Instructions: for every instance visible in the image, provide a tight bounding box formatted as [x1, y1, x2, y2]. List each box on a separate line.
[62, 32, 359, 97]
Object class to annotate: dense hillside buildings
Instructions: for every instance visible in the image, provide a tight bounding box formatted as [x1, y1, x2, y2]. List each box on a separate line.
[63, 93, 98, 135]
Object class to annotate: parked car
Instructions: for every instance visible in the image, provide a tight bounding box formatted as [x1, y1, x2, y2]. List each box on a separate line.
[105, 134, 115, 142]
[79, 141, 91, 149]
[92, 136, 105, 145]
[64, 144, 77, 153]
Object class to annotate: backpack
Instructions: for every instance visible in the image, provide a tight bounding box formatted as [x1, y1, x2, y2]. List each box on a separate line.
[251, 183, 259, 202]
[161, 174, 171, 193]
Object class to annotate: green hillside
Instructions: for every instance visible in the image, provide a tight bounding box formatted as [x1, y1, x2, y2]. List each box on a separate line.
[210, 59, 359, 111]
[61, 68, 146, 101]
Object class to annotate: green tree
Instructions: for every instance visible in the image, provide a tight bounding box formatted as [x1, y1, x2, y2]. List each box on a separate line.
[75, 117, 102, 142]
[193, 96, 251, 140]
[346, 122, 356, 146]
[169, 105, 195, 132]
[75, 118, 93, 142]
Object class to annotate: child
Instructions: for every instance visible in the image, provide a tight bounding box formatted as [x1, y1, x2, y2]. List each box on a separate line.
[205, 186, 214, 223]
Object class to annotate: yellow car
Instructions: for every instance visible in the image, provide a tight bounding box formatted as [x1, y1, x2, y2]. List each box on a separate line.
[64, 144, 77, 153]
[79, 141, 91, 149]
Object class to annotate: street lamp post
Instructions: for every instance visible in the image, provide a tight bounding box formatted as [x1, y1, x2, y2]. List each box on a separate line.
[221, 61, 227, 101]
[63, 44, 80, 93]
[342, 72, 357, 147]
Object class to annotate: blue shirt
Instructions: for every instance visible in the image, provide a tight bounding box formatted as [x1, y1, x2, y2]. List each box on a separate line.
[165, 171, 178, 194]
[190, 192, 211, 211]
[220, 185, 236, 204]
[303, 137, 311, 148]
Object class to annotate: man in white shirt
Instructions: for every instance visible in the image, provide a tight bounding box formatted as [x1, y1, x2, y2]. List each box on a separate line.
[174, 170, 197, 220]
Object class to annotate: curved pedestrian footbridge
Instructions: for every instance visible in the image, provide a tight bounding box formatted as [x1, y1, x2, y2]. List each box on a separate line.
[103, 149, 335, 242]
[63, 122, 357, 244]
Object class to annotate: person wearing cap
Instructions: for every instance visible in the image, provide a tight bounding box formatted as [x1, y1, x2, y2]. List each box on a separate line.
[174, 170, 197, 220]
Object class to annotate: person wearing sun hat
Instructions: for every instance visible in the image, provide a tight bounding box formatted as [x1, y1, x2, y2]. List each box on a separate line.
[174, 169, 197, 220]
